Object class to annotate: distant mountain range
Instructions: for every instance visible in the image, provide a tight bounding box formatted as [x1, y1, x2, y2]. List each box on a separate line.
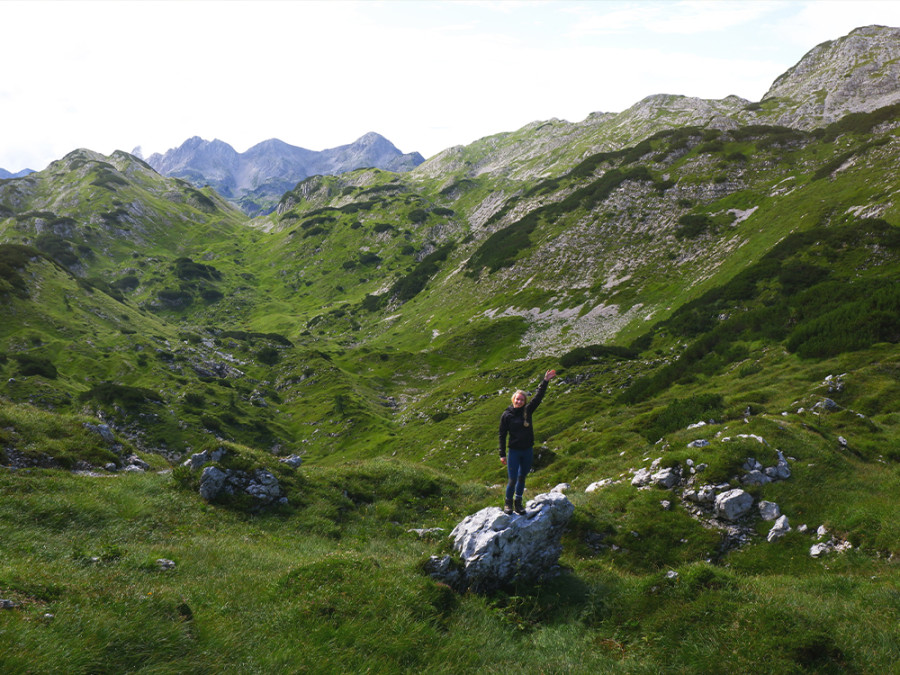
[0, 168, 34, 180]
[144, 132, 425, 216]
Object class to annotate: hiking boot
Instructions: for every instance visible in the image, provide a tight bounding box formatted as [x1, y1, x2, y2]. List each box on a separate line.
[514, 497, 526, 515]
[503, 499, 513, 515]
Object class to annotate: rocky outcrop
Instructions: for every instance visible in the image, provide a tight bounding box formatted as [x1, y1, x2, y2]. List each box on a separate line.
[182, 448, 287, 507]
[588, 425, 859, 558]
[425, 492, 574, 592]
[761, 25, 900, 128]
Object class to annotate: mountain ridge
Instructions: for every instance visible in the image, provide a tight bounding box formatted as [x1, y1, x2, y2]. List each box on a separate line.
[146, 132, 425, 216]
[415, 25, 900, 186]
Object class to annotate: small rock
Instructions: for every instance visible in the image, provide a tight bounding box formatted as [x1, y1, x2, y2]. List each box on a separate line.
[157, 559, 176, 570]
[550, 483, 570, 493]
[651, 467, 680, 489]
[810, 542, 831, 558]
[585, 478, 614, 492]
[767, 515, 791, 542]
[714, 489, 754, 521]
[688, 439, 709, 448]
[758, 501, 781, 521]
[741, 470, 771, 486]
[631, 468, 652, 487]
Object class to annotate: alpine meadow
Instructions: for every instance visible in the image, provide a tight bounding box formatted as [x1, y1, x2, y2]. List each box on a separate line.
[1, 25, 898, 674]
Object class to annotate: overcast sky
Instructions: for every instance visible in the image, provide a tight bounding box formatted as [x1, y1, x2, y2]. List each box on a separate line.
[3, 0, 899, 172]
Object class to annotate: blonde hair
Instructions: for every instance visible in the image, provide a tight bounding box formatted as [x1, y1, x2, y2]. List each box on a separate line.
[511, 389, 527, 405]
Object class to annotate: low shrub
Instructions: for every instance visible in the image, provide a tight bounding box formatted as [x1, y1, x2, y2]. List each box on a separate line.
[13, 354, 58, 379]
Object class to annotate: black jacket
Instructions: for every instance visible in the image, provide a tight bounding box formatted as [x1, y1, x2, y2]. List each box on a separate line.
[498, 378, 549, 457]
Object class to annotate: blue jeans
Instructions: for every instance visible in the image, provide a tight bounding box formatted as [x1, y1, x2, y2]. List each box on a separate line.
[506, 447, 533, 501]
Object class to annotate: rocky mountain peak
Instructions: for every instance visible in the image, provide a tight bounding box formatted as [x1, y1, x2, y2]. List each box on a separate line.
[145, 132, 424, 215]
[761, 24, 900, 127]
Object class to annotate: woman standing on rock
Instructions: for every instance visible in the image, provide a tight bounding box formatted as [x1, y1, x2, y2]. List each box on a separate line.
[499, 369, 557, 515]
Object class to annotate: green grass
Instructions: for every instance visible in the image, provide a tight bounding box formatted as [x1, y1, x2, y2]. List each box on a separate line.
[1, 459, 897, 673]
[1, 99, 900, 672]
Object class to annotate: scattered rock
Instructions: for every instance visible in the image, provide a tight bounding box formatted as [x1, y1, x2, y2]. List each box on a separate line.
[550, 483, 570, 493]
[758, 501, 781, 521]
[585, 478, 615, 492]
[688, 439, 709, 448]
[83, 422, 116, 444]
[157, 558, 176, 570]
[195, 461, 285, 506]
[631, 468, 652, 487]
[741, 470, 771, 486]
[198, 466, 228, 501]
[810, 538, 852, 558]
[183, 447, 226, 471]
[714, 489, 754, 521]
[124, 454, 150, 472]
[767, 515, 791, 542]
[279, 454, 303, 468]
[651, 467, 681, 489]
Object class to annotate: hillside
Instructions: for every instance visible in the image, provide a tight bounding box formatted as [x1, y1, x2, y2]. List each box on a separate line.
[0, 25, 898, 673]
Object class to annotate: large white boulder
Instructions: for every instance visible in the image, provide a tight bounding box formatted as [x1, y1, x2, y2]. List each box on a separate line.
[442, 492, 574, 592]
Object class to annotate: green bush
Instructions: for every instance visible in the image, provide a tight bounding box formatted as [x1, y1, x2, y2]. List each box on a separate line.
[112, 275, 140, 292]
[13, 354, 58, 379]
[675, 214, 713, 239]
[389, 244, 454, 304]
[157, 288, 193, 308]
[559, 344, 638, 368]
[257, 346, 281, 365]
[35, 233, 80, 267]
[173, 257, 221, 281]
[78, 383, 163, 409]
[0, 244, 43, 295]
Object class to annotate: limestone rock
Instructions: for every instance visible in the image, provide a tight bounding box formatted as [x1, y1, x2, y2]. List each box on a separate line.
[767, 515, 791, 542]
[183, 447, 226, 471]
[631, 468, 652, 487]
[441, 492, 574, 592]
[651, 467, 681, 489]
[199, 466, 228, 501]
[758, 501, 781, 521]
[279, 454, 303, 468]
[714, 489, 754, 521]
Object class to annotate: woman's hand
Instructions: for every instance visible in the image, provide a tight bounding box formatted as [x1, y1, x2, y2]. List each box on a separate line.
[544, 369, 557, 381]
[500, 456, 507, 465]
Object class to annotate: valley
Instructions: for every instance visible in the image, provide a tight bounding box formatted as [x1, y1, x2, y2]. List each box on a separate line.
[0, 25, 898, 674]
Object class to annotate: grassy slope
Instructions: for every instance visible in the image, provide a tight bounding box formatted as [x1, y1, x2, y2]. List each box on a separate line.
[1, 110, 899, 671]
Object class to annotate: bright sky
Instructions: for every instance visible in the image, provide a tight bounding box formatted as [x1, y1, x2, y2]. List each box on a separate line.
[3, 0, 900, 172]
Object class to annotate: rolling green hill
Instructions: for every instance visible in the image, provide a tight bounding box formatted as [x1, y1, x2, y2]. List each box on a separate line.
[1, 26, 898, 674]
